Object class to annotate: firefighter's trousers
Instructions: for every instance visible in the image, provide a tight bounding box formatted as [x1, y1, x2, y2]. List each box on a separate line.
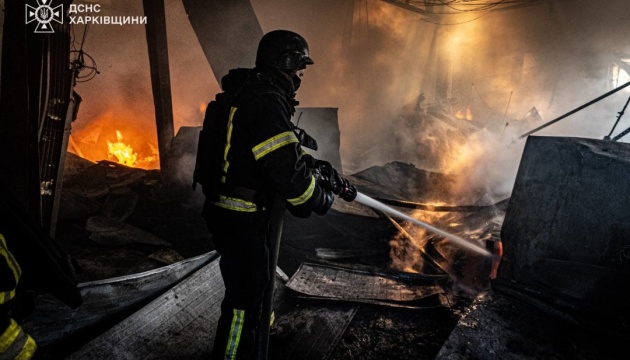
[203, 203, 270, 360]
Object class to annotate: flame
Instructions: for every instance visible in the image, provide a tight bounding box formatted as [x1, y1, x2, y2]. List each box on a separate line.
[104, 130, 159, 168]
[455, 108, 473, 121]
[107, 130, 138, 167]
[67, 107, 161, 170]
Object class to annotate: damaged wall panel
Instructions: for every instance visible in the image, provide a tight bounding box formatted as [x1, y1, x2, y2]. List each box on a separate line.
[182, 0, 263, 83]
[292, 107, 343, 173]
[498, 135, 630, 339]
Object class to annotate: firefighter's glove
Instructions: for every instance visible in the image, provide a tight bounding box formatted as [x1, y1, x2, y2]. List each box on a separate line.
[312, 160, 336, 193]
[312, 185, 334, 216]
[313, 160, 357, 202]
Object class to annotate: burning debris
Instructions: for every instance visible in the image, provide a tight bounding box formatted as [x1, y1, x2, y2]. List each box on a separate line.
[70, 124, 161, 171]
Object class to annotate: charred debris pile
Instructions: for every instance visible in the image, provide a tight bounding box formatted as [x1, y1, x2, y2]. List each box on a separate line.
[43, 123, 509, 358]
[56, 141, 505, 300]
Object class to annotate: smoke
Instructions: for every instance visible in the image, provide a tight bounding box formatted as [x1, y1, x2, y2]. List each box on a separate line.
[61, 0, 630, 198]
[71, 0, 218, 145]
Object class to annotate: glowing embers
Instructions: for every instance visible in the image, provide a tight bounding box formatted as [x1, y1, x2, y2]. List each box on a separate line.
[106, 130, 158, 168]
[455, 107, 473, 121]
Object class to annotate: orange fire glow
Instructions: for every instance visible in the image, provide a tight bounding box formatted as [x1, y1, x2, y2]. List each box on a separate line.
[389, 128, 502, 277]
[68, 107, 161, 170]
[107, 130, 138, 167]
[389, 208, 452, 273]
[455, 108, 473, 121]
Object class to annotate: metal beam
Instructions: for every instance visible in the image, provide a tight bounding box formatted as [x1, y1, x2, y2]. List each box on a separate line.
[143, 0, 175, 174]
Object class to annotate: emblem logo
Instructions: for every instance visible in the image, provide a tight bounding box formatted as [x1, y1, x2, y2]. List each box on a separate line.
[26, 0, 63, 33]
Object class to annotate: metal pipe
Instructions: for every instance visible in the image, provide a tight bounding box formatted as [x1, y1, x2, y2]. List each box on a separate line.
[519, 81, 630, 139]
[604, 94, 630, 139]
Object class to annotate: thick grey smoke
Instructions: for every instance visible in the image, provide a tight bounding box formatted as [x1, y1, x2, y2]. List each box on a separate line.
[251, 0, 630, 197]
[50, 0, 630, 199]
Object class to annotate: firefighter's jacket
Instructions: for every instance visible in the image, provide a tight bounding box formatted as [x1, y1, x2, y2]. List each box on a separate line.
[200, 67, 329, 216]
[0, 233, 37, 359]
[0, 185, 82, 310]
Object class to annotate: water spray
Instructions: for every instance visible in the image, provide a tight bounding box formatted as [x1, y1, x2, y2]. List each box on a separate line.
[353, 192, 492, 257]
[315, 164, 490, 257]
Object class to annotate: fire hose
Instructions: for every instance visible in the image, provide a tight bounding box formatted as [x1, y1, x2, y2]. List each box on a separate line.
[353, 192, 491, 257]
[313, 161, 491, 257]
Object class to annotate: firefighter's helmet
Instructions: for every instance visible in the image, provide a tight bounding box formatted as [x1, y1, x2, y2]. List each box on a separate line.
[256, 30, 314, 71]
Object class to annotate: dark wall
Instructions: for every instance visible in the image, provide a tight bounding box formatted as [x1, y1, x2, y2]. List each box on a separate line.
[498, 135, 630, 340]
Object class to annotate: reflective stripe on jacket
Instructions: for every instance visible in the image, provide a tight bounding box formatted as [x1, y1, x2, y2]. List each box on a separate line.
[0, 233, 36, 360]
[206, 71, 317, 213]
[0, 319, 37, 360]
[0, 233, 20, 305]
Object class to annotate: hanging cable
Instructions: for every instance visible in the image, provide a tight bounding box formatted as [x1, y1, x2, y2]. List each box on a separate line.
[70, 24, 99, 82]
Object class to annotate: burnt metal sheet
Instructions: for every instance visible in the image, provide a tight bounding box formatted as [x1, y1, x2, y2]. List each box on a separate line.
[286, 262, 447, 308]
[270, 279, 358, 360]
[23, 251, 218, 348]
[351, 161, 456, 202]
[85, 216, 171, 248]
[69, 257, 357, 360]
[57, 188, 102, 223]
[315, 247, 384, 260]
[499, 136, 630, 339]
[63, 160, 151, 199]
[68, 255, 224, 359]
[99, 187, 139, 221]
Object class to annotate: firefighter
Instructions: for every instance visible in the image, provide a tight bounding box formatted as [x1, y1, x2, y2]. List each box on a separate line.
[0, 232, 37, 359]
[195, 30, 354, 359]
[0, 183, 82, 360]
